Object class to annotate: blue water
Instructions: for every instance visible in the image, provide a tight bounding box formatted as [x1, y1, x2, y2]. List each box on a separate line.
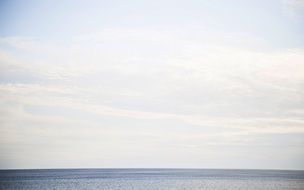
[1, 169, 304, 190]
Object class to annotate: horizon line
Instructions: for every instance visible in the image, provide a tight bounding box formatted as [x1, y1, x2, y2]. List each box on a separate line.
[1, 167, 303, 171]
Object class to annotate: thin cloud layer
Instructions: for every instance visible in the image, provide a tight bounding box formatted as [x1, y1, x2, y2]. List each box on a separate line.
[0, 0, 304, 169]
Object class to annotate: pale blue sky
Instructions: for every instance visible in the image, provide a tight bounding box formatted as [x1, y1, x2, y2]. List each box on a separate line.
[0, 0, 304, 169]
[1, 0, 304, 47]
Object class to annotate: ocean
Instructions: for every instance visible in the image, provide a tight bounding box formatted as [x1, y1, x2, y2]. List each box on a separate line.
[0, 169, 303, 190]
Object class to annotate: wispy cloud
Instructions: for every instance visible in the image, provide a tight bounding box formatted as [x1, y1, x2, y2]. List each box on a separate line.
[0, 26, 304, 169]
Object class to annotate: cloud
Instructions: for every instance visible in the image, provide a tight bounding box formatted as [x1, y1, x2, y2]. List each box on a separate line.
[0, 28, 304, 169]
[1, 83, 303, 136]
[0, 37, 43, 52]
[1, 30, 304, 125]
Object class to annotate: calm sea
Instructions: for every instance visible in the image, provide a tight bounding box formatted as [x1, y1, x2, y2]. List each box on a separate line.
[0, 169, 304, 190]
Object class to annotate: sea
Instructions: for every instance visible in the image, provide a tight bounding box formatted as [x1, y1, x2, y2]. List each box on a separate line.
[0, 169, 304, 190]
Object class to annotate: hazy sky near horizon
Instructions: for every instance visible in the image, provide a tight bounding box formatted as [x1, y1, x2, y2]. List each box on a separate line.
[0, 0, 304, 169]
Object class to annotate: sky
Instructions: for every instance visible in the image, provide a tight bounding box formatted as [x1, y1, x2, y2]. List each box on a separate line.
[0, 0, 304, 170]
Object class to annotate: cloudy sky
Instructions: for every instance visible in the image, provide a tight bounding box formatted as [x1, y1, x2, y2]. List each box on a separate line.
[0, 0, 304, 170]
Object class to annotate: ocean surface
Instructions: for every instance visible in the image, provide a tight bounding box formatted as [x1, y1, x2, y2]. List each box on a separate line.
[0, 169, 304, 190]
